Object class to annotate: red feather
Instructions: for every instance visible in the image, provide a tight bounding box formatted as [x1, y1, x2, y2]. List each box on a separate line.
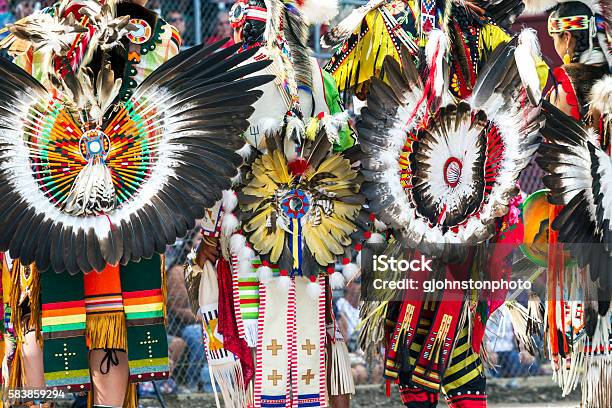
[288, 158, 310, 176]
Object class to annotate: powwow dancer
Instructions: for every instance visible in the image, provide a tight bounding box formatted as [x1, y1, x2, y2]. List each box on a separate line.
[0, 0, 271, 406]
[322, 1, 548, 406]
[185, 1, 384, 407]
[522, 1, 611, 406]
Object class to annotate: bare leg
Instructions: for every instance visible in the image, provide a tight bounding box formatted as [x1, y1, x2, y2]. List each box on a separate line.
[329, 394, 351, 408]
[89, 349, 129, 407]
[22, 331, 45, 388]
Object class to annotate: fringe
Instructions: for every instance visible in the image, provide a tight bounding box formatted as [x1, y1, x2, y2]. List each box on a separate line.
[86, 313, 127, 350]
[327, 341, 355, 396]
[160, 254, 167, 322]
[582, 354, 612, 408]
[8, 340, 23, 391]
[210, 361, 247, 408]
[123, 383, 137, 408]
[9, 261, 41, 344]
[243, 320, 258, 348]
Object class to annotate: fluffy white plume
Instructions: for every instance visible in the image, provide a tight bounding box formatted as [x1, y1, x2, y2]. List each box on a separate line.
[239, 245, 255, 262]
[222, 213, 239, 235]
[342, 262, 360, 282]
[229, 233, 247, 255]
[258, 265, 274, 283]
[589, 75, 612, 115]
[522, 0, 559, 14]
[222, 190, 238, 213]
[306, 280, 322, 299]
[329, 271, 346, 289]
[277, 274, 293, 292]
[367, 232, 386, 244]
[299, 0, 339, 24]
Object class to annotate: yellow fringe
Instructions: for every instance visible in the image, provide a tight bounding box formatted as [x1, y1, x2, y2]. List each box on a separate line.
[9, 261, 42, 345]
[160, 254, 167, 323]
[8, 341, 24, 390]
[123, 383, 137, 408]
[86, 313, 128, 351]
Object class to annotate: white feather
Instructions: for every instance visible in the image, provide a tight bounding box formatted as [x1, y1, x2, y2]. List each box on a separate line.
[516, 28, 543, 103]
[276, 274, 292, 292]
[425, 30, 448, 99]
[221, 213, 239, 235]
[222, 190, 238, 213]
[229, 233, 247, 254]
[258, 265, 274, 283]
[589, 75, 612, 116]
[320, 0, 385, 48]
[299, 0, 339, 24]
[342, 262, 360, 282]
[239, 245, 255, 262]
[329, 271, 346, 289]
[306, 280, 322, 299]
[522, 0, 559, 14]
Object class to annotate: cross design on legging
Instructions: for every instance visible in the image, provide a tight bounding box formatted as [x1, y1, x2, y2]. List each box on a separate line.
[139, 331, 159, 360]
[54, 343, 77, 374]
[301, 339, 315, 355]
[268, 369, 282, 386]
[301, 369, 315, 385]
[267, 339, 282, 356]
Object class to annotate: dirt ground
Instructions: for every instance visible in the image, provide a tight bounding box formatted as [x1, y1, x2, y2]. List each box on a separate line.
[142, 376, 581, 408]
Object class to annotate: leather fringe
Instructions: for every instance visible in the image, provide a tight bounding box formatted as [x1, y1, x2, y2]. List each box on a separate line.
[86, 313, 127, 351]
[327, 340, 355, 396]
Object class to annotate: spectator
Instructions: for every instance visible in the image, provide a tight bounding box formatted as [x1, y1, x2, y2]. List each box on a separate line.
[486, 305, 539, 382]
[167, 10, 187, 43]
[167, 262, 213, 392]
[336, 282, 360, 351]
[0, 0, 14, 41]
[205, 10, 233, 47]
[14, 0, 35, 19]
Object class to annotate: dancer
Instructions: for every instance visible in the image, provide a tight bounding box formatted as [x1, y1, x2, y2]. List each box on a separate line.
[0, 0, 271, 406]
[529, 1, 611, 406]
[322, 0, 539, 100]
[323, 1, 548, 407]
[186, 1, 375, 407]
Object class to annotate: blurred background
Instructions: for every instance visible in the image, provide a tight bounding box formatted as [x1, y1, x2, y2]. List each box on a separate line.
[0, 0, 569, 405]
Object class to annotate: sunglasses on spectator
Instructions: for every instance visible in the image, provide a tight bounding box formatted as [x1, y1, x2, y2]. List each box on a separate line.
[169, 17, 184, 23]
